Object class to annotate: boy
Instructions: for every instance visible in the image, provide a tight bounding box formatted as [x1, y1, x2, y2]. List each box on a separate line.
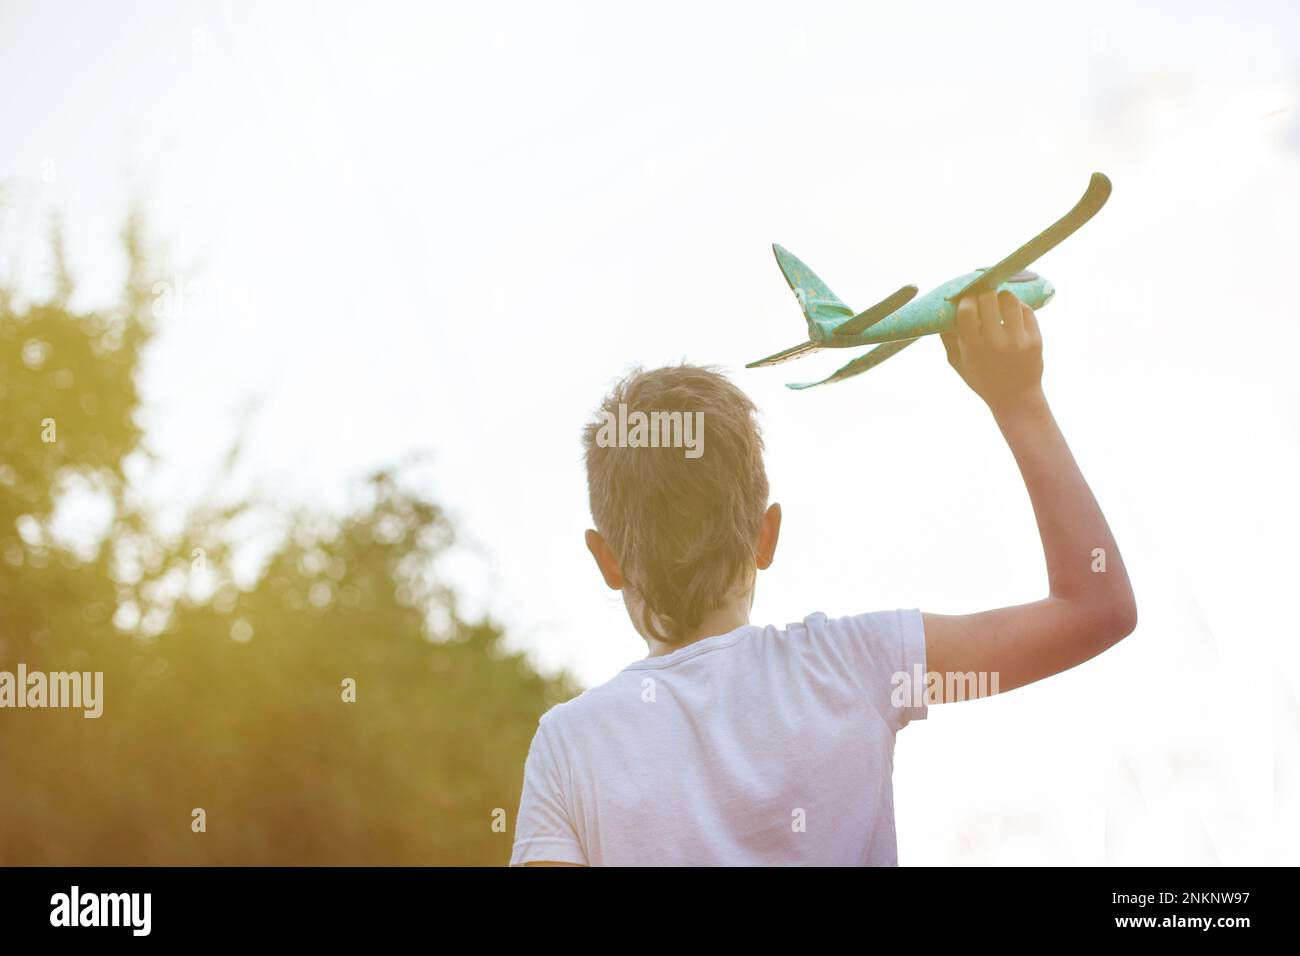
[511, 290, 1136, 866]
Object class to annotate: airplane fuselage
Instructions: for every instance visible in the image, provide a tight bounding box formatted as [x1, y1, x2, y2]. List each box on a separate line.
[809, 270, 1056, 347]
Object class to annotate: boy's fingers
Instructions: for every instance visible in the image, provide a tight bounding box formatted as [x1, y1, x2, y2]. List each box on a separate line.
[977, 291, 1007, 346]
[1022, 304, 1041, 345]
[998, 290, 1025, 338]
[955, 296, 980, 345]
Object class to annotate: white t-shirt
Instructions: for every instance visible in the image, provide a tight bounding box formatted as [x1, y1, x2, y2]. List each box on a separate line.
[510, 609, 928, 866]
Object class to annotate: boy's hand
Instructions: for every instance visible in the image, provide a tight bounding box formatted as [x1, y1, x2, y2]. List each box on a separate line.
[941, 289, 1044, 413]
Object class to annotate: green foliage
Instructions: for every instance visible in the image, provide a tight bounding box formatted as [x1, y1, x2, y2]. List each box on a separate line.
[0, 223, 575, 864]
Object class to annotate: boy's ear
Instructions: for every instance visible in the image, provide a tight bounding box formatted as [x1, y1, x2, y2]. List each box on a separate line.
[756, 502, 782, 570]
[585, 529, 624, 590]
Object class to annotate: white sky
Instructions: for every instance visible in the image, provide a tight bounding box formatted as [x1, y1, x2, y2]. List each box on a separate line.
[2, 0, 1298, 864]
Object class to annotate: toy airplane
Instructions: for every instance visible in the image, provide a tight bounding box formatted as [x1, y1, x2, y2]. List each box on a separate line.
[747, 172, 1112, 389]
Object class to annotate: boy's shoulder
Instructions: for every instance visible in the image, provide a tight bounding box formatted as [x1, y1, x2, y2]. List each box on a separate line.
[537, 609, 916, 728]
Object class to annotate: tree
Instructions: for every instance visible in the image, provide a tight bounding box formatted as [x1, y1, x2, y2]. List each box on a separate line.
[0, 220, 575, 864]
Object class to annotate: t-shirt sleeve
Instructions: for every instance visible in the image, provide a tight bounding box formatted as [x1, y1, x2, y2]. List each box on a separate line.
[509, 718, 587, 866]
[814, 608, 929, 732]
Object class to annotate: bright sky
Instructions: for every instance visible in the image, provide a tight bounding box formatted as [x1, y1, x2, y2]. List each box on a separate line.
[2, 0, 1298, 865]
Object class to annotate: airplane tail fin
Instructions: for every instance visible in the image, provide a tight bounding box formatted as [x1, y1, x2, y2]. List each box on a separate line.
[772, 244, 853, 331]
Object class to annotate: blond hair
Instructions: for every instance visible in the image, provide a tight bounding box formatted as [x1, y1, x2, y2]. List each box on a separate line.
[582, 365, 769, 645]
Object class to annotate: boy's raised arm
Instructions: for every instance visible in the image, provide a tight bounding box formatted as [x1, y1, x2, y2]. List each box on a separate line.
[921, 290, 1137, 700]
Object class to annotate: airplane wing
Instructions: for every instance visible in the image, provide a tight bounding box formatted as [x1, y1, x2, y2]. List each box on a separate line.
[946, 172, 1112, 303]
[831, 284, 919, 337]
[786, 338, 919, 390]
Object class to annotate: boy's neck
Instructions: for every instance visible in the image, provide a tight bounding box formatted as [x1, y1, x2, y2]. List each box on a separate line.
[644, 594, 753, 658]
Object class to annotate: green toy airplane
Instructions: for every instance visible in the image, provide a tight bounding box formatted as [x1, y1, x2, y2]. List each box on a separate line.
[747, 172, 1112, 389]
